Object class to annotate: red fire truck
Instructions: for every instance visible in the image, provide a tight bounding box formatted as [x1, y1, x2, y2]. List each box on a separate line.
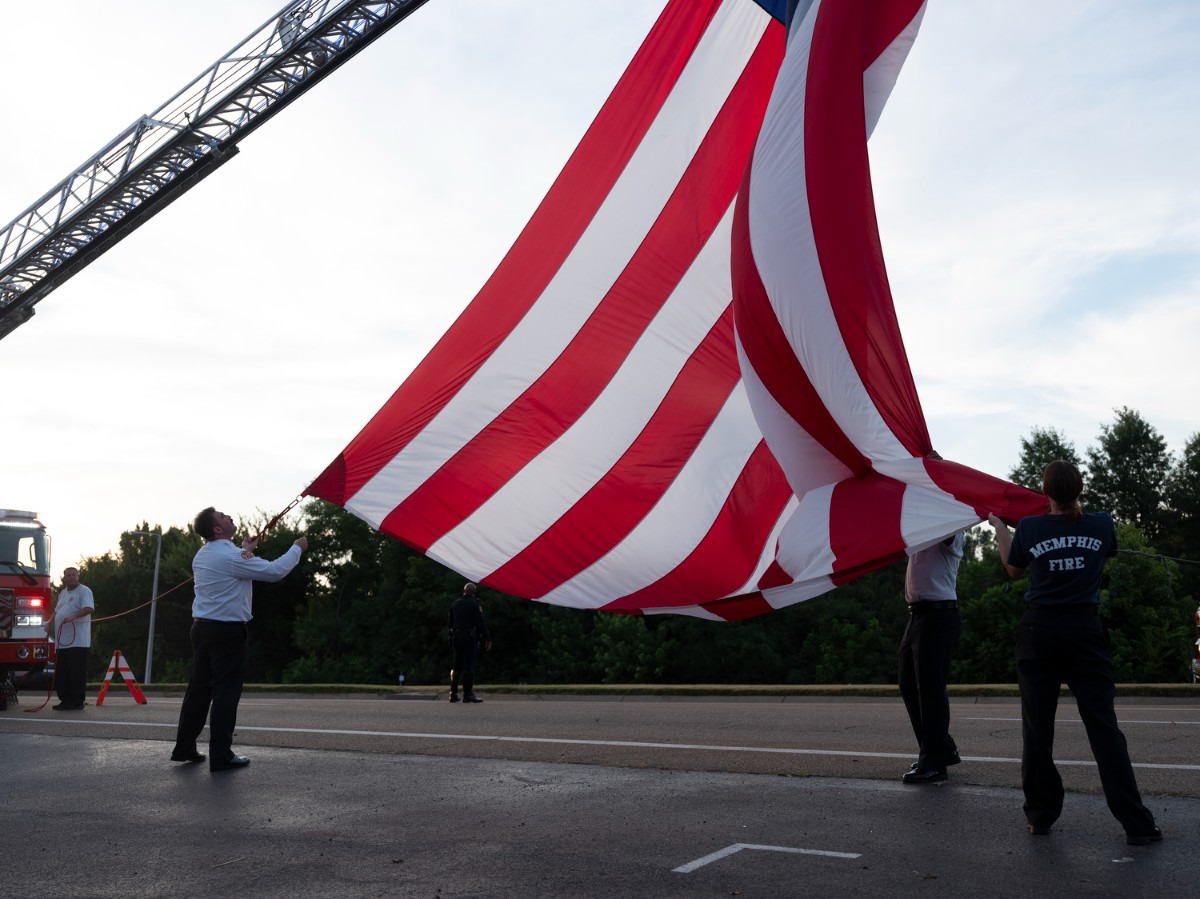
[0, 509, 55, 709]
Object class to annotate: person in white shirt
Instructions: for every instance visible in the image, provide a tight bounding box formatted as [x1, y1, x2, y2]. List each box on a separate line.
[170, 507, 307, 771]
[45, 567, 94, 711]
[898, 531, 965, 784]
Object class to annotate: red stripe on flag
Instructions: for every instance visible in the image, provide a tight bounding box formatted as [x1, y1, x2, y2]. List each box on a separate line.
[827, 471, 907, 584]
[756, 558, 792, 591]
[923, 458, 1047, 525]
[862, 0, 927, 68]
[803, 0, 930, 458]
[698, 591, 775, 622]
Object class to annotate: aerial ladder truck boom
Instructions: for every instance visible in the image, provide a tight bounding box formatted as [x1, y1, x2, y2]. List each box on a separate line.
[0, 0, 432, 340]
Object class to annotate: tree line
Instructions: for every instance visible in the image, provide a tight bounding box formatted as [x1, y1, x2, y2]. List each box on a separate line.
[66, 407, 1199, 687]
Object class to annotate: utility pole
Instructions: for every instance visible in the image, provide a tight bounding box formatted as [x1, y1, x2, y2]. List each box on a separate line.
[130, 530, 163, 684]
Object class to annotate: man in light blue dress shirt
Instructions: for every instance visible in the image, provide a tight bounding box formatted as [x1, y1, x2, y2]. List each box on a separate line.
[170, 507, 307, 771]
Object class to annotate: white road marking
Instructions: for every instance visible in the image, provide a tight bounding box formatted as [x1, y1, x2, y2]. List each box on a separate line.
[673, 842, 860, 873]
[6, 718, 1200, 771]
[966, 717, 1200, 726]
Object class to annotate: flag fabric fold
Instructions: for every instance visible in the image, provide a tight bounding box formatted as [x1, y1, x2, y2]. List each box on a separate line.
[306, 0, 1045, 621]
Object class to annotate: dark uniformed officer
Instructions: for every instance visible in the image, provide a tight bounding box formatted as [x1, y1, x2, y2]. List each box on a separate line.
[448, 582, 491, 704]
[989, 460, 1161, 846]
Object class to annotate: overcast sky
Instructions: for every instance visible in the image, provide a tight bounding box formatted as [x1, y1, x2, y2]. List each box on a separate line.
[2, 0, 1197, 578]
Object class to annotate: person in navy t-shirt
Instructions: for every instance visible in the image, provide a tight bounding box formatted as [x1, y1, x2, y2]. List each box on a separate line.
[989, 460, 1160, 846]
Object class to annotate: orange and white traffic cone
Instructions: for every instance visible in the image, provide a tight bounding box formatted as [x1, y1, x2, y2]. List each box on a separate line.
[95, 650, 148, 705]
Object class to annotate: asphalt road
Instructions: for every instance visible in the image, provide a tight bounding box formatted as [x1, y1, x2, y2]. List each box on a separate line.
[2, 690, 1197, 897]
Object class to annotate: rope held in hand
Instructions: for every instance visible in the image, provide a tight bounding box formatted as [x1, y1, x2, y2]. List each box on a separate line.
[253, 495, 304, 543]
[1117, 548, 1200, 566]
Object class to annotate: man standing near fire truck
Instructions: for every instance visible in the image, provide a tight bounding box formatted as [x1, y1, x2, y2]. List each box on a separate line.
[171, 508, 307, 771]
[44, 566, 93, 710]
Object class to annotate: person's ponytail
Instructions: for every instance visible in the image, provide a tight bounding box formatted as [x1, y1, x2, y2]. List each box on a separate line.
[1042, 460, 1084, 522]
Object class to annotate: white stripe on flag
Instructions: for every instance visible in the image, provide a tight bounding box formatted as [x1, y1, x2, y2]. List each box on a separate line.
[427, 210, 738, 577]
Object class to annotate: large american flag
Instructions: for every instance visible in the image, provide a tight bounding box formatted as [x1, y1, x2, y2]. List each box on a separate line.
[306, 0, 1043, 620]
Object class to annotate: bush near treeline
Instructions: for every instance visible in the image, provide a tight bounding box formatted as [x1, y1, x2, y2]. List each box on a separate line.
[74, 408, 1200, 686]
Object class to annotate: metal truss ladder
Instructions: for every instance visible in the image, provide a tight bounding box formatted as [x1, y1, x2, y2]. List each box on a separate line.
[0, 0, 432, 340]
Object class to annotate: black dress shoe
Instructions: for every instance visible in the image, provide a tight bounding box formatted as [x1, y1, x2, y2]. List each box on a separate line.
[1126, 826, 1163, 846]
[210, 755, 251, 772]
[52, 702, 84, 711]
[170, 749, 207, 763]
[902, 767, 947, 784]
[464, 694, 484, 704]
[1027, 824, 1051, 836]
[909, 750, 962, 772]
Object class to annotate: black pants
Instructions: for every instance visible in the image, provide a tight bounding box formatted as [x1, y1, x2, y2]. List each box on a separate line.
[898, 607, 961, 769]
[173, 619, 248, 764]
[1016, 605, 1156, 836]
[451, 635, 479, 676]
[55, 646, 89, 706]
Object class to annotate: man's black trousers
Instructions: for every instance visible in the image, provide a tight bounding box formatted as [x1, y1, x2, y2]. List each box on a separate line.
[173, 619, 248, 765]
[898, 606, 961, 770]
[55, 646, 89, 706]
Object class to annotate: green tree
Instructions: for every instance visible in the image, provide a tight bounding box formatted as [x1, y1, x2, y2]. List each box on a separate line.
[593, 614, 660, 683]
[289, 500, 422, 683]
[954, 580, 1026, 683]
[1163, 432, 1200, 605]
[241, 514, 311, 682]
[288, 500, 538, 686]
[1103, 523, 1193, 682]
[72, 523, 198, 683]
[1009, 426, 1082, 491]
[951, 525, 1022, 683]
[1085, 407, 1172, 538]
[781, 562, 907, 685]
[527, 606, 604, 683]
[954, 526, 1008, 602]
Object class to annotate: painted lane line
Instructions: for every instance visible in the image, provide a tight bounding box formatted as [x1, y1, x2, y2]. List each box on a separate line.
[965, 717, 1200, 726]
[673, 842, 860, 874]
[0, 718, 919, 756]
[6, 718, 1200, 771]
